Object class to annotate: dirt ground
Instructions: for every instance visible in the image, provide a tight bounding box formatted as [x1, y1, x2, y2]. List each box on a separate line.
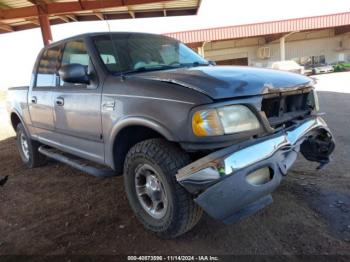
[0, 75, 350, 256]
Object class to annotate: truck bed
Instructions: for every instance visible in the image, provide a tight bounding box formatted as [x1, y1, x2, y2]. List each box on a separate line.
[6, 86, 29, 127]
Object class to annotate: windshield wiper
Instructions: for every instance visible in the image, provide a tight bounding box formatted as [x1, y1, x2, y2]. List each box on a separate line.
[117, 62, 210, 76]
[119, 65, 181, 76]
[192, 61, 210, 67]
[170, 62, 210, 68]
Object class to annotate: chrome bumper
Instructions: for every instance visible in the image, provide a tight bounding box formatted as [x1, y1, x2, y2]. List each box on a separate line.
[176, 116, 335, 224]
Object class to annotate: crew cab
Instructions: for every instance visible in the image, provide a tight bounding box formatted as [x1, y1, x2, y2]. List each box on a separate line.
[7, 32, 335, 238]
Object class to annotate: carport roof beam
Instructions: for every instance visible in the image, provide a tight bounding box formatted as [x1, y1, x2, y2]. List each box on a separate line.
[0, 0, 201, 45]
[0, 0, 195, 20]
[38, 13, 52, 46]
[0, 22, 13, 32]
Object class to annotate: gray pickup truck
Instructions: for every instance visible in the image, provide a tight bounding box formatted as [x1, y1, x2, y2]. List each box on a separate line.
[7, 32, 335, 238]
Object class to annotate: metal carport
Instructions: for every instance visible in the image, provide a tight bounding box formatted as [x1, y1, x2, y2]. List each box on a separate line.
[0, 0, 201, 45]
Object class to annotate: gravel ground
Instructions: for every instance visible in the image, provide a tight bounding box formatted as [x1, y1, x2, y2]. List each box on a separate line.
[0, 73, 349, 256]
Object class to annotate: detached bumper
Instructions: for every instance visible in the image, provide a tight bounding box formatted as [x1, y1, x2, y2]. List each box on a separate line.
[176, 116, 335, 224]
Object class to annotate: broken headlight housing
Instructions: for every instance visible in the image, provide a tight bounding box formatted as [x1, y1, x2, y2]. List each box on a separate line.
[192, 105, 260, 137]
[313, 89, 320, 111]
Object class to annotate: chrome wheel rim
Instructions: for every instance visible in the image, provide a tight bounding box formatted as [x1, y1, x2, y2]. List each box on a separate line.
[20, 132, 29, 160]
[135, 164, 168, 219]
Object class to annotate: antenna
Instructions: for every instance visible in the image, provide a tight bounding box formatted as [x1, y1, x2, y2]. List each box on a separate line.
[98, 0, 124, 80]
[97, 0, 112, 32]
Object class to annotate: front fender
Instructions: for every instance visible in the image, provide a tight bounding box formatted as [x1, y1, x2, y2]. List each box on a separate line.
[106, 116, 179, 170]
[109, 116, 178, 142]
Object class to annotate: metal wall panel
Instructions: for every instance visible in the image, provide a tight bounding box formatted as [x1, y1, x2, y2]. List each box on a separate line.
[166, 12, 350, 44]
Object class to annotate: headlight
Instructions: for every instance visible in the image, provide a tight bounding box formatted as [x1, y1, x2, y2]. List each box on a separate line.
[192, 109, 224, 136]
[192, 105, 260, 137]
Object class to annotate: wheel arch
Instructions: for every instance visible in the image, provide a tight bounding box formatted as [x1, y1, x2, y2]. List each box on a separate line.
[10, 110, 29, 134]
[109, 117, 179, 173]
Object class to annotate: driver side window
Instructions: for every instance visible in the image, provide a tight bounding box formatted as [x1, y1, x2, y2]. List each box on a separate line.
[60, 40, 90, 87]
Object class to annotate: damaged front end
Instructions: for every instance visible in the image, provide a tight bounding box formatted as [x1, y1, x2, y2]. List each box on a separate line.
[176, 116, 335, 224]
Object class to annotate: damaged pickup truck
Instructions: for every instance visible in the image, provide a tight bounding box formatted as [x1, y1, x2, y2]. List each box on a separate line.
[7, 32, 335, 238]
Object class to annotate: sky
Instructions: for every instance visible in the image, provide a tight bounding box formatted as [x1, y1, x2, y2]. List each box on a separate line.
[0, 0, 350, 89]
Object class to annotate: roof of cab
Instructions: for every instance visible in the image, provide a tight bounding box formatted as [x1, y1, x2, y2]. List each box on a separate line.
[44, 31, 168, 48]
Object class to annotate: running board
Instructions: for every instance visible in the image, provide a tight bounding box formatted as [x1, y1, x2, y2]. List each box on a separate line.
[38, 146, 117, 177]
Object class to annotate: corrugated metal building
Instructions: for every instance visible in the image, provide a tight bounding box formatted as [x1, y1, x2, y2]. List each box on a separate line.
[165, 12, 350, 67]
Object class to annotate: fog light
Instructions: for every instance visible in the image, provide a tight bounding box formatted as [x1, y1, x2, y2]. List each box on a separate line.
[246, 167, 272, 186]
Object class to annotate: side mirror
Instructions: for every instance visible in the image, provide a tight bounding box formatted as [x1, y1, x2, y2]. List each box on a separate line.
[208, 60, 216, 66]
[59, 63, 90, 84]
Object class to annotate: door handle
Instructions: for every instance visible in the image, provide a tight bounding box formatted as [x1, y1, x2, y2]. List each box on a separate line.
[31, 96, 37, 104]
[55, 97, 64, 106]
[102, 101, 115, 111]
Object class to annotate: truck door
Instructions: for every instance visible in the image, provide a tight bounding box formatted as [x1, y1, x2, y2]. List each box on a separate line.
[28, 45, 61, 142]
[52, 39, 104, 164]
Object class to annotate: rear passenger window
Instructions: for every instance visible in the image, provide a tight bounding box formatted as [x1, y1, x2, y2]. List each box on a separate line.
[36, 46, 61, 87]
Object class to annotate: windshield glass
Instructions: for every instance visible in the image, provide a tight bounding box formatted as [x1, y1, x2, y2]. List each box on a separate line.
[92, 33, 208, 74]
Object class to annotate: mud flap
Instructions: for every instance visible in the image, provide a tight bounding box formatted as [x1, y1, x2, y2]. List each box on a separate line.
[300, 128, 335, 169]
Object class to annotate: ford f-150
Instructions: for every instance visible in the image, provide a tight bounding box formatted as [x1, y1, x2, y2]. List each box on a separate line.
[7, 32, 335, 238]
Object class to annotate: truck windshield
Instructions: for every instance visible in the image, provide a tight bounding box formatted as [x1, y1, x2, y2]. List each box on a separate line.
[92, 33, 208, 74]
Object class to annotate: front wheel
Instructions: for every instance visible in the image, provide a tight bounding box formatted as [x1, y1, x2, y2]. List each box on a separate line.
[123, 138, 203, 238]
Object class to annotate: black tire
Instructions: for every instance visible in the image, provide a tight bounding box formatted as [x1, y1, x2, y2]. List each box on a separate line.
[16, 123, 47, 168]
[123, 138, 203, 238]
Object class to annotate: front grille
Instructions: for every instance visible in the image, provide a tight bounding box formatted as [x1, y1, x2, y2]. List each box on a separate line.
[261, 89, 314, 127]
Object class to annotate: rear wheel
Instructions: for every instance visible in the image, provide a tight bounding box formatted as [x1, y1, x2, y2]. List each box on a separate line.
[16, 123, 47, 168]
[123, 138, 203, 238]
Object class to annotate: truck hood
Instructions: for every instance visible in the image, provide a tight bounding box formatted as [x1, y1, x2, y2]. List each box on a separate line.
[133, 66, 314, 99]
